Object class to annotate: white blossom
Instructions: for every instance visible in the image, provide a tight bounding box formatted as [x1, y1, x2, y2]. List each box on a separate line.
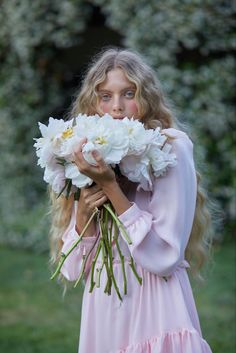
[65, 163, 93, 189]
[121, 117, 154, 155]
[44, 165, 66, 194]
[34, 114, 177, 195]
[82, 114, 129, 165]
[33, 117, 73, 168]
[148, 143, 177, 178]
[119, 153, 153, 191]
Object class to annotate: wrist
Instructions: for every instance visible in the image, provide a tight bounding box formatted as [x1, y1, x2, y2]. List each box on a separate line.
[102, 181, 132, 216]
[101, 180, 119, 196]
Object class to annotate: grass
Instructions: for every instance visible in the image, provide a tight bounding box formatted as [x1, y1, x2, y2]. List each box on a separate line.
[194, 241, 236, 352]
[0, 242, 235, 353]
[0, 247, 83, 353]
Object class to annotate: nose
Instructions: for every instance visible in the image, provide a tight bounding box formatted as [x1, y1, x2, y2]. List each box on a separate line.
[112, 96, 124, 113]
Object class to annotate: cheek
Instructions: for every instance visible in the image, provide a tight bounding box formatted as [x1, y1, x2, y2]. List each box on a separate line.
[128, 101, 139, 115]
[98, 102, 110, 114]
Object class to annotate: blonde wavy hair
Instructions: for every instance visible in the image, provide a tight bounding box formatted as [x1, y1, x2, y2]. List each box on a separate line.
[50, 47, 212, 277]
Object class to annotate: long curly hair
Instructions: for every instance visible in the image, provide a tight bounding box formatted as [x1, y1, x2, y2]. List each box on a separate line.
[50, 47, 212, 277]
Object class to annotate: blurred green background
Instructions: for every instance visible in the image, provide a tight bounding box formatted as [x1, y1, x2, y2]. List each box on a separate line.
[0, 1, 235, 352]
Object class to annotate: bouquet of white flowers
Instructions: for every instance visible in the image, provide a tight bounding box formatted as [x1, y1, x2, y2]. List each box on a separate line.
[34, 114, 177, 300]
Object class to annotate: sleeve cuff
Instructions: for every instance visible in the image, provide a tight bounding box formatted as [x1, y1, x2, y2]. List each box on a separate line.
[118, 202, 142, 227]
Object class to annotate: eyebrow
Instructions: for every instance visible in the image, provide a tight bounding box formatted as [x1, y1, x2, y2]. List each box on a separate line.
[97, 85, 136, 93]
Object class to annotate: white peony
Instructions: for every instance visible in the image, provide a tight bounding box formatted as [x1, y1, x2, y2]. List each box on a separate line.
[121, 117, 154, 155]
[82, 114, 129, 165]
[150, 128, 168, 149]
[119, 153, 153, 191]
[34, 114, 177, 196]
[120, 128, 177, 191]
[34, 117, 73, 168]
[149, 141, 177, 178]
[65, 163, 93, 189]
[51, 114, 95, 161]
[44, 165, 65, 194]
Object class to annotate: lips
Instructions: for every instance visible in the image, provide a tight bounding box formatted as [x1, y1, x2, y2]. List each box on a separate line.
[113, 116, 124, 120]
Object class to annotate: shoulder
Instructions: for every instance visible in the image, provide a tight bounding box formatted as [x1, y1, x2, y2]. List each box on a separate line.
[161, 128, 193, 151]
[161, 128, 195, 170]
[161, 128, 192, 143]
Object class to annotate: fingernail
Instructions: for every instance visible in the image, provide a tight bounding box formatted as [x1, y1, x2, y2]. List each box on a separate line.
[92, 150, 99, 157]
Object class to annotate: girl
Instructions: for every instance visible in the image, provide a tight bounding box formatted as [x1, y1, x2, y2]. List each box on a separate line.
[50, 48, 213, 353]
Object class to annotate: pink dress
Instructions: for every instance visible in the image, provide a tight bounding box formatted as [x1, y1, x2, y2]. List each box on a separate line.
[61, 128, 212, 353]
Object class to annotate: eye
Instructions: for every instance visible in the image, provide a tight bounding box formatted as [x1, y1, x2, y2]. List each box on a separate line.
[100, 93, 111, 102]
[124, 90, 135, 99]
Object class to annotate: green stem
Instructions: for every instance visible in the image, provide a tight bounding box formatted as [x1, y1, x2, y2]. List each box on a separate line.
[74, 235, 100, 288]
[102, 240, 112, 295]
[129, 256, 142, 285]
[50, 208, 99, 280]
[109, 217, 113, 245]
[66, 179, 72, 199]
[89, 241, 102, 293]
[114, 238, 127, 295]
[113, 220, 127, 295]
[57, 179, 71, 199]
[73, 252, 86, 288]
[105, 231, 122, 301]
[96, 263, 104, 288]
[100, 213, 123, 301]
[98, 214, 112, 295]
[103, 203, 132, 245]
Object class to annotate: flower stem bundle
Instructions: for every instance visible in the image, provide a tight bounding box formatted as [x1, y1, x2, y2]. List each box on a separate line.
[50, 207, 99, 281]
[51, 203, 142, 301]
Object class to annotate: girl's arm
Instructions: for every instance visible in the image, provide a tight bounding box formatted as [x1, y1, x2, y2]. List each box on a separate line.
[115, 130, 197, 277]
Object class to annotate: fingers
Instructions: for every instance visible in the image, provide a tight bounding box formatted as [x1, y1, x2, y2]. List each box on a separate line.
[73, 138, 105, 169]
[74, 147, 111, 186]
[79, 186, 108, 212]
[91, 150, 106, 169]
[73, 140, 115, 187]
[73, 139, 90, 171]
[73, 137, 87, 159]
[73, 140, 104, 175]
[92, 195, 108, 209]
[82, 193, 108, 213]
[81, 184, 101, 196]
[76, 137, 87, 151]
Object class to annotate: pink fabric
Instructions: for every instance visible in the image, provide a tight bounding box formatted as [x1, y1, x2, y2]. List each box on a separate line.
[60, 128, 212, 353]
[113, 329, 212, 353]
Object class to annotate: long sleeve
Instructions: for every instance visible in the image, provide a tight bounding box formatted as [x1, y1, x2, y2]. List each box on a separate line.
[118, 129, 197, 276]
[60, 201, 98, 281]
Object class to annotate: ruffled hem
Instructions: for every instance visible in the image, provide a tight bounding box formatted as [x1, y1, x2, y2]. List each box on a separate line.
[112, 329, 212, 353]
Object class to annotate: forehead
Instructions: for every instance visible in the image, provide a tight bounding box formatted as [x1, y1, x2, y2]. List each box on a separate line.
[98, 68, 136, 91]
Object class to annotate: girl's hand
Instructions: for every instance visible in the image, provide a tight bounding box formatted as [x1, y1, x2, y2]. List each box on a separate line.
[73, 138, 116, 188]
[74, 138, 131, 218]
[76, 184, 108, 237]
[78, 184, 108, 217]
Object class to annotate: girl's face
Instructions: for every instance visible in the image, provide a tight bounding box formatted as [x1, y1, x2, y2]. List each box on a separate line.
[97, 68, 139, 120]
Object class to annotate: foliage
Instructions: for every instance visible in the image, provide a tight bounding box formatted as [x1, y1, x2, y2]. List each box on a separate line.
[0, 0, 91, 250]
[93, 0, 236, 234]
[0, 0, 235, 250]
